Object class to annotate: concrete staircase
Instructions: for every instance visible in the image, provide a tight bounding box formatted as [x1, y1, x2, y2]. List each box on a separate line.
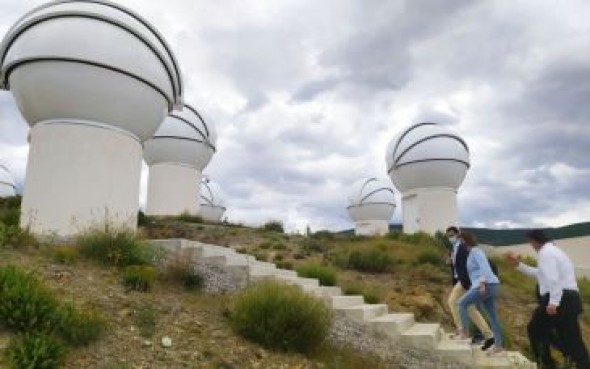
[152, 239, 536, 369]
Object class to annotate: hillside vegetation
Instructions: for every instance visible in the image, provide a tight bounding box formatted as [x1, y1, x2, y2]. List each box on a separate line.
[2, 198, 590, 367]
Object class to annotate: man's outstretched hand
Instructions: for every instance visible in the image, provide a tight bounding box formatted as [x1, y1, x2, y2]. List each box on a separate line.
[504, 251, 521, 268]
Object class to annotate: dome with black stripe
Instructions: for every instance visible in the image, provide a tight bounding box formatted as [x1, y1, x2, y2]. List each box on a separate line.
[199, 177, 226, 222]
[347, 177, 396, 222]
[385, 122, 470, 193]
[0, 0, 183, 141]
[144, 104, 216, 170]
[0, 164, 16, 198]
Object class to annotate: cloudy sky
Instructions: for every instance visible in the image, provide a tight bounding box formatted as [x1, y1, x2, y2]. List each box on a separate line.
[1, 0, 590, 232]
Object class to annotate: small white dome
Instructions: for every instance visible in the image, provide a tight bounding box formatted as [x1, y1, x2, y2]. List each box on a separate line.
[0, 0, 182, 141]
[0, 164, 16, 198]
[386, 122, 470, 193]
[144, 104, 216, 170]
[347, 177, 396, 222]
[199, 178, 226, 222]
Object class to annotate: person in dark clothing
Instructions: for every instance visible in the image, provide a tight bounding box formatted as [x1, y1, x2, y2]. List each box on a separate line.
[507, 230, 589, 369]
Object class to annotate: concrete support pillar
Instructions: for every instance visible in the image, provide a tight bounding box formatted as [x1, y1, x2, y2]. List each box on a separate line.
[401, 187, 458, 234]
[146, 163, 201, 216]
[20, 121, 142, 235]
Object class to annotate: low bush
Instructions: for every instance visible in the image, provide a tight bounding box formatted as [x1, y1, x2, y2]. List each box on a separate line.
[275, 260, 294, 270]
[342, 284, 381, 304]
[77, 225, 159, 267]
[160, 256, 204, 292]
[134, 304, 158, 338]
[261, 220, 284, 233]
[273, 253, 285, 262]
[177, 212, 204, 224]
[416, 250, 442, 266]
[0, 266, 59, 332]
[57, 303, 105, 347]
[4, 332, 66, 369]
[123, 265, 156, 292]
[301, 238, 327, 254]
[253, 252, 268, 262]
[229, 281, 332, 353]
[0, 223, 38, 249]
[296, 263, 338, 286]
[272, 242, 287, 250]
[348, 248, 395, 273]
[52, 245, 80, 264]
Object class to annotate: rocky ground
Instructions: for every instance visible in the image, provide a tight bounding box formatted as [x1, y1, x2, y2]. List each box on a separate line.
[0, 246, 470, 369]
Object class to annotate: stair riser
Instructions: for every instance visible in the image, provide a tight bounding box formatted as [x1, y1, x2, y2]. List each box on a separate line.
[370, 318, 415, 338]
[336, 306, 389, 324]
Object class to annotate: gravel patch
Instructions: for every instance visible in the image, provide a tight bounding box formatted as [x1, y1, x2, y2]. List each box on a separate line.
[195, 262, 240, 294]
[329, 316, 469, 369]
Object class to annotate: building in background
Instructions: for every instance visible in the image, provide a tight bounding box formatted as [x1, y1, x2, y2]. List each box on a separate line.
[144, 105, 216, 216]
[0, 164, 16, 198]
[386, 122, 470, 234]
[0, 0, 183, 235]
[199, 177, 226, 222]
[347, 177, 396, 236]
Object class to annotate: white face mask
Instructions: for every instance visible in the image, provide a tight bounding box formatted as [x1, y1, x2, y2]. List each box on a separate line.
[448, 236, 458, 244]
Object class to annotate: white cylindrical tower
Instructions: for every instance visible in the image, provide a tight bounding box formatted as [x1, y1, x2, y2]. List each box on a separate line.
[385, 122, 470, 234]
[347, 177, 396, 236]
[199, 177, 226, 222]
[0, 1, 183, 235]
[0, 164, 17, 198]
[144, 104, 216, 216]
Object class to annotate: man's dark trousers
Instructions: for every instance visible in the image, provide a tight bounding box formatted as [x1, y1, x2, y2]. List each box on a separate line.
[528, 291, 590, 369]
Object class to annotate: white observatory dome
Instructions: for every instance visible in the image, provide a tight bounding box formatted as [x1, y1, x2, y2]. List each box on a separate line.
[144, 104, 216, 170]
[0, 0, 183, 141]
[347, 177, 396, 222]
[0, 165, 16, 198]
[199, 178, 226, 222]
[386, 122, 470, 193]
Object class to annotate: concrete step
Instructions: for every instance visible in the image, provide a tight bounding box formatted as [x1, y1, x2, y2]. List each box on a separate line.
[276, 275, 320, 288]
[324, 295, 365, 309]
[436, 337, 473, 366]
[335, 304, 389, 324]
[401, 323, 442, 349]
[272, 269, 298, 278]
[473, 349, 535, 368]
[305, 286, 342, 298]
[368, 313, 415, 338]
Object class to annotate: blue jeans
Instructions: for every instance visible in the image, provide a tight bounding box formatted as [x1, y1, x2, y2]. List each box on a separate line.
[458, 283, 503, 348]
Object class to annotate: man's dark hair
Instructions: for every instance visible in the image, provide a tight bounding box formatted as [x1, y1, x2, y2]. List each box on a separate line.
[446, 226, 460, 234]
[526, 229, 550, 244]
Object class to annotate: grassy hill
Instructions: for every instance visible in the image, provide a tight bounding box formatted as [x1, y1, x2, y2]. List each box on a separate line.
[2, 199, 589, 367]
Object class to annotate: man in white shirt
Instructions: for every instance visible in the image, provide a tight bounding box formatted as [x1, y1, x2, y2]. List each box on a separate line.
[507, 230, 589, 369]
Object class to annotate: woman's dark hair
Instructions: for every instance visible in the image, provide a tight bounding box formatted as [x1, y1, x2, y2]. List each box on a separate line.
[460, 231, 477, 247]
[526, 229, 550, 244]
[446, 226, 460, 234]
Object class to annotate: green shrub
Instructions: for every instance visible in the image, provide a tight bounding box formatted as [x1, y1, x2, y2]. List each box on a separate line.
[343, 284, 381, 304]
[348, 248, 395, 273]
[416, 250, 442, 266]
[253, 252, 268, 262]
[0, 223, 38, 249]
[134, 304, 158, 338]
[272, 242, 287, 250]
[123, 265, 156, 292]
[261, 220, 284, 233]
[177, 212, 204, 224]
[296, 263, 338, 286]
[273, 254, 285, 262]
[57, 303, 105, 347]
[160, 256, 204, 292]
[259, 241, 272, 250]
[77, 225, 158, 267]
[301, 238, 327, 254]
[0, 266, 59, 332]
[52, 245, 79, 264]
[275, 260, 294, 270]
[229, 281, 332, 353]
[4, 333, 66, 369]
